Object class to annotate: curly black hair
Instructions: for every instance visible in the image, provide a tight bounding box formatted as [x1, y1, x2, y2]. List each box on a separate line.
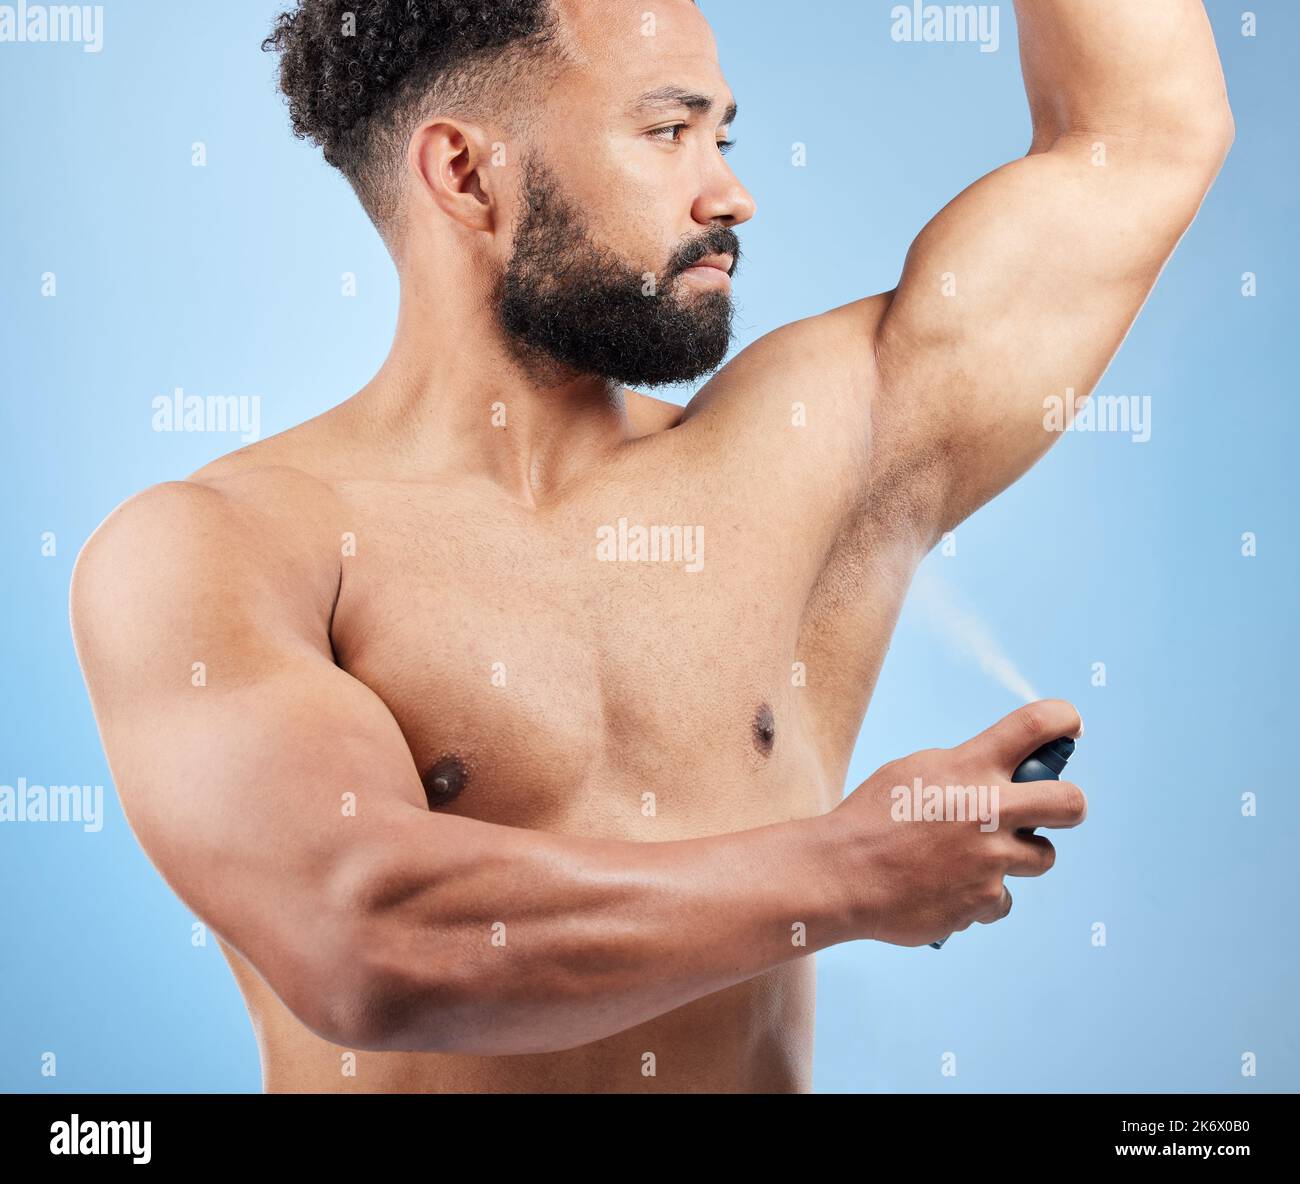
[262, 0, 571, 240]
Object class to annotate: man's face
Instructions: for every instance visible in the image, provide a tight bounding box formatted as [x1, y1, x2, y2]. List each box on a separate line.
[493, 0, 755, 388]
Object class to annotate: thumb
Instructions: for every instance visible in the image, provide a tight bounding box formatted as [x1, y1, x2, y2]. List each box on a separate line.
[960, 700, 1083, 774]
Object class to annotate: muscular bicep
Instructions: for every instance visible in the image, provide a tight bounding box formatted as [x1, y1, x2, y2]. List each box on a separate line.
[875, 128, 1230, 531]
[69, 481, 427, 1037]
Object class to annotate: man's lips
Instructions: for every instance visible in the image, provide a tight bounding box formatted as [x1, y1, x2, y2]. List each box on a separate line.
[679, 253, 735, 287]
[683, 253, 734, 275]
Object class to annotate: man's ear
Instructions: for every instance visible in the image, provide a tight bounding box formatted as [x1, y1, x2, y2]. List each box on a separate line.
[408, 120, 504, 233]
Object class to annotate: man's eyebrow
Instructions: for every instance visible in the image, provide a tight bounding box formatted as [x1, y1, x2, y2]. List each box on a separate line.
[630, 85, 738, 126]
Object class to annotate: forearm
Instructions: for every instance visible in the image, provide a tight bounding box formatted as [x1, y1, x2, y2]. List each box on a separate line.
[1015, 0, 1232, 146]
[336, 808, 859, 1055]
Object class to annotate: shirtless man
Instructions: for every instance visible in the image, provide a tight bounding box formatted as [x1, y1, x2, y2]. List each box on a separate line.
[68, 0, 1232, 1092]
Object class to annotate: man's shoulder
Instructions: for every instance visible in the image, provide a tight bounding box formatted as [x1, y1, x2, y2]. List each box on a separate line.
[185, 407, 344, 489]
[71, 448, 344, 641]
[86, 430, 344, 562]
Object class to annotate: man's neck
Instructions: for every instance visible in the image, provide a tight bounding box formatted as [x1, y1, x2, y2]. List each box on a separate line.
[348, 290, 633, 508]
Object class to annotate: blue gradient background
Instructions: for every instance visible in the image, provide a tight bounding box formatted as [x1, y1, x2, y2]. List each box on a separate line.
[1, 1, 1295, 1093]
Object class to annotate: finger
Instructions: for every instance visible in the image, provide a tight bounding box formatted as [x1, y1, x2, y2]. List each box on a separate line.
[962, 699, 1083, 774]
[977, 885, 1013, 924]
[1004, 833, 1056, 877]
[1004, 779, 1088, 830]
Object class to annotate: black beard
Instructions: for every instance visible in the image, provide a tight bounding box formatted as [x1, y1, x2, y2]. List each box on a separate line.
[494, 153, 740, 388]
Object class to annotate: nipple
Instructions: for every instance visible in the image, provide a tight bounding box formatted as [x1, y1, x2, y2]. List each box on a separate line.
[752, 703, 776, 755]
[422, 755, 469, 809]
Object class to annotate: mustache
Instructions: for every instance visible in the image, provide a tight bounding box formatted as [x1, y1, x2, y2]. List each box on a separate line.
[672, 228, 742, 277]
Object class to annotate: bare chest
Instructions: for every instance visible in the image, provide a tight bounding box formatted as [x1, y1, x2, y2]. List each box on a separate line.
[329, 481, 840, 838]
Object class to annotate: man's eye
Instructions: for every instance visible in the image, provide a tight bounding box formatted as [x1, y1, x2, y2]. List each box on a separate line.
[649, 124, 738, 155]
[650, 123, 689, 143]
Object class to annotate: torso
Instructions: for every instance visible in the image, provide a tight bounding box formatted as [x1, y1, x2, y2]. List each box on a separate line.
[196, 362, 927, 1093]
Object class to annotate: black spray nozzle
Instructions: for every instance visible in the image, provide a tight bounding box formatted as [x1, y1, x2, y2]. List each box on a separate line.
[930, 736, 1077, 949]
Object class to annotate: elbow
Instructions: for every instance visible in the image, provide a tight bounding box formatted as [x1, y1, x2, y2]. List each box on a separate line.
[306, 916, 468, 1054]
[1154, 102, 1235, 212]
[1218, 106, 1237, 161]
[290, 857, 470, 1053]
[1218, 96, 1237, 149]
[1199, 100, 1236, 165]
[313, 953, 462, 1055]
[1178, 95, 1236, 173]
[288, 841, 590, 1056]
[307, 906, 592, 1057]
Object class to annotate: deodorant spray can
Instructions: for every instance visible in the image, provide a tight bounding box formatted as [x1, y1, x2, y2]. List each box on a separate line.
[930, 737, 1076, 949]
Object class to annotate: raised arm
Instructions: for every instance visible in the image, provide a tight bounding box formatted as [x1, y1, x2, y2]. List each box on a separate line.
[676, 0, 1232, 580]
[876, 0, 1234, 533]
[69, 480, 862, 1055]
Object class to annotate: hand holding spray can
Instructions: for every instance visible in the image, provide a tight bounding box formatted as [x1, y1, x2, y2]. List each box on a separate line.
[930, 736, 1077, 949]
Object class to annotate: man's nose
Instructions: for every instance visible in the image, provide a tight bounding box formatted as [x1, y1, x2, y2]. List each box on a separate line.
[693, 173, 757, 227]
